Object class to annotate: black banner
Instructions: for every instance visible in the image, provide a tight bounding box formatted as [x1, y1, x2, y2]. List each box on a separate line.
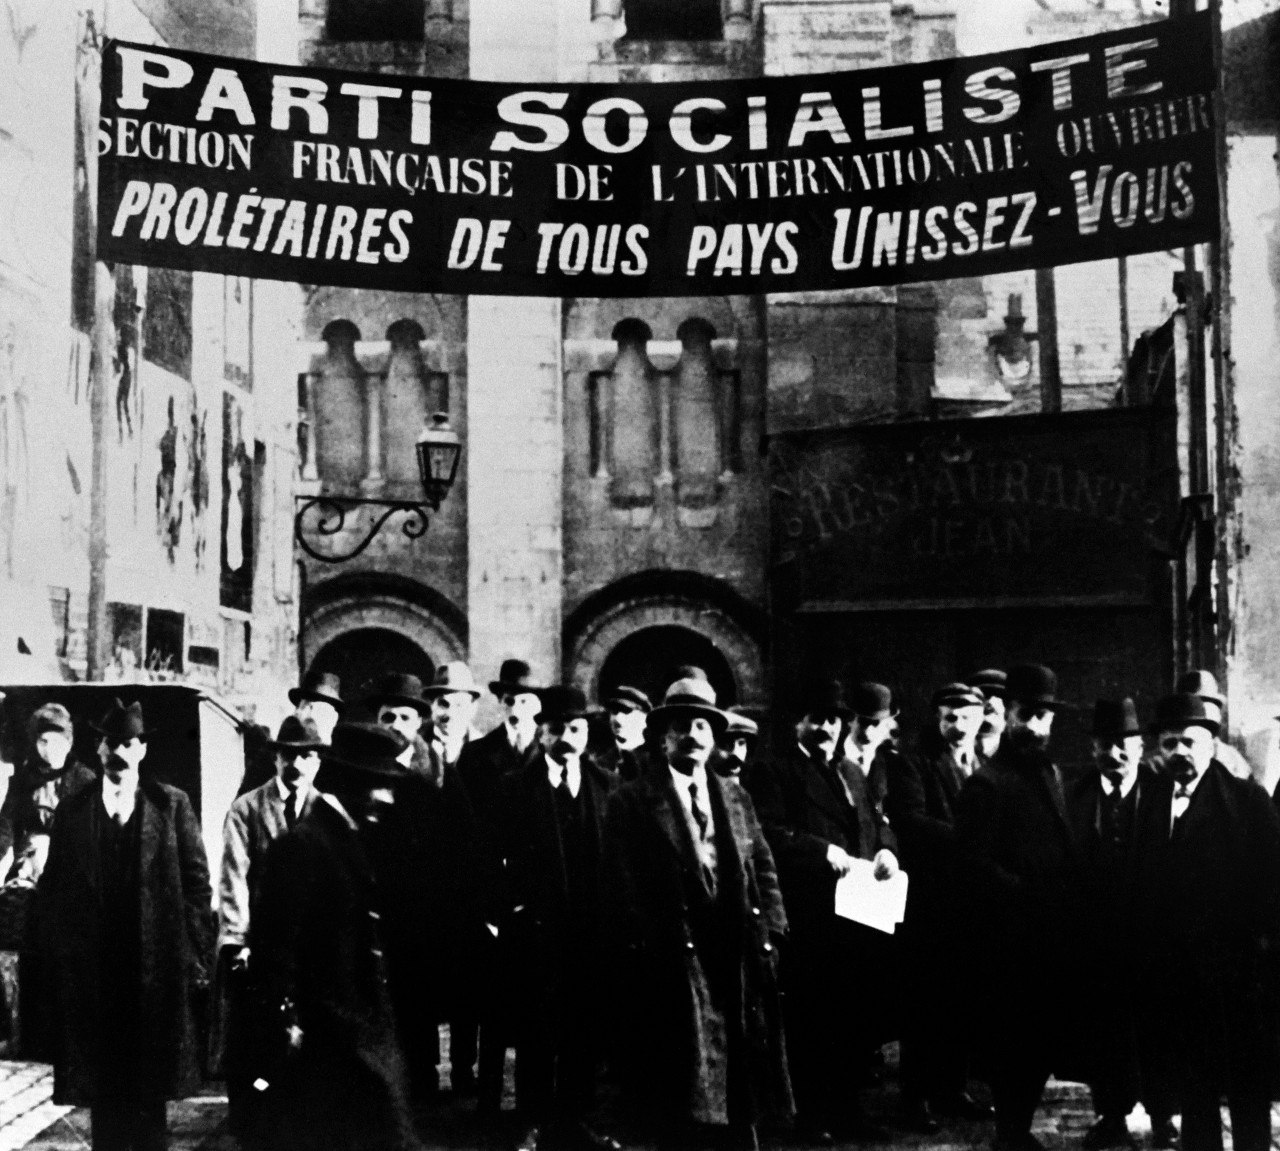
[98, 14, 1218, 297]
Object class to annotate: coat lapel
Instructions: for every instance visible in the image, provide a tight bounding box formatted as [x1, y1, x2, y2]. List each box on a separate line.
[645, 769, 700, 876]
[526, 755, 568, 903]
[139, 784, 163, 878]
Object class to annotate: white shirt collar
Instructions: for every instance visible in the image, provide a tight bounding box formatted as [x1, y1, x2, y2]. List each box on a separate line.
[669, 762, 710, 794]
[101, 773, 138, 822]
[1100, 769, 1138, 800]
[547, 755, 581, 798]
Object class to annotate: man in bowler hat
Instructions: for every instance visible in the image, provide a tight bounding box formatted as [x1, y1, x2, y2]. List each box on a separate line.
[1067, 699, 1162, 1151]
[289, 671, 344, 745]
[607, 676, 792, 1151]
[493, 685, 620, 1151]
[38, 700, 214, 1151]
[217, 715, 325, 1136]
[886, 682, 993, 1133]
[1130, 693, 1280, 1151]
[743, 680, 899, 1144]
[957, 664, 1088, 1151]
[251, 722, 422, 1151]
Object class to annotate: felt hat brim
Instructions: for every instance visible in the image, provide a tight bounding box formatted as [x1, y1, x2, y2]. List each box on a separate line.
[288, 687, 344, 711]
[648, 701, 729, 734]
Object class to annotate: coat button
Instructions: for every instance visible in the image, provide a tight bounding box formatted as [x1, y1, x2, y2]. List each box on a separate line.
[763, 941, 774, 953]
[369, 910, 380, 920]
[685, 941, 695, 952]
[751, 906, 761, 917]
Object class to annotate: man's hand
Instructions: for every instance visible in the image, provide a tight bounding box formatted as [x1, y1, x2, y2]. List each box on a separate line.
[826, 843, 856, 876]
[873, 849, 899, 881]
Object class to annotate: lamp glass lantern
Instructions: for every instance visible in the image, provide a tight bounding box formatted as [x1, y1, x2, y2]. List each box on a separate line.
[416, 412, 461, 508]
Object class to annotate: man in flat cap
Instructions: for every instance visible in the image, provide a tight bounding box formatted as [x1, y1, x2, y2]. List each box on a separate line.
[607, 675, 791, 1151]
[366, 668, 492, 1102]
[744, 680, 899, 1144]
[714, 708, 759, 780]
[493, 686, 619, 1151]
[37, 699, 214, 1151]
[1067, 699, 1162, 1151]
[252, 722, 422, 1151]
[1128, 693, 1280, 1151]
[598, 686, 652, 782]
[887, 682, 992, 1133]
[966, 670, 1007, 764]
[217, 715, 325, 1137]
[957, 664, 1089, 1151]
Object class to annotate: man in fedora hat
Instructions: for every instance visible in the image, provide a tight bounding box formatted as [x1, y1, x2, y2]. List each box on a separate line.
[1176, 669, 1254, 780]
[743, 679, 899, 1144]
[1066, 699, 1162, 1151]
[365, 668, 492, 1102]
[216, 715, 325, 1136]
[1126, 693, 1280, 1151]
[957, 664, 1089, 1151]
[606, 676, 791, 1151]
[966, 670, 1008, 763]
[493, 685, 619, 1151]
[598, 686, 652, 782]
[251, 722, 422, 1151]
[289, 671, 345, 745]
[714, 708, 759, 780]
[886, 682, 993, 1133]
[460, 659, 544, 821]
[37, 699, 214, 1151]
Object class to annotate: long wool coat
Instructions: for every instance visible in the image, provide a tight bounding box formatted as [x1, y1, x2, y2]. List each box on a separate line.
[37, 778, 214, 1105]
[605, 767, 793, 1128]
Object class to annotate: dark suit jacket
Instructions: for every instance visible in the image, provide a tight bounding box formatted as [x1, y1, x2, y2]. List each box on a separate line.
[494, 754, 617, 1016]
[743, 745, 897, 936]
[38, 779, 214, 1105]
[458, 723, 539, 823]
[605, 767, 792, 1126]
[252, 800, 417, 1151]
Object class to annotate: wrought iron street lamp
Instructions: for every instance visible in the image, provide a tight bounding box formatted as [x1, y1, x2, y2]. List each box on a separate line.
[294, 412, 461, 563]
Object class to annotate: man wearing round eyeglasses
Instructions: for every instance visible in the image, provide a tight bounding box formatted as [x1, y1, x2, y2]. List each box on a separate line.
[217, 715, 325, 1137]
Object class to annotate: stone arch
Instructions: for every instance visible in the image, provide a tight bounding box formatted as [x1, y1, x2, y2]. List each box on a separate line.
[566, 587, 766, 708]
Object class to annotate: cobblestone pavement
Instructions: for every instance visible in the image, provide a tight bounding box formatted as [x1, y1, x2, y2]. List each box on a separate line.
[2, 1047, 1277, 1151]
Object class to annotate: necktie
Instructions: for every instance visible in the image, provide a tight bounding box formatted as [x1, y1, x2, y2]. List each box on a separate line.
[285, 784, 299, 829]
[688, 781, 709, 841]
[1103, 770, 1125, 793]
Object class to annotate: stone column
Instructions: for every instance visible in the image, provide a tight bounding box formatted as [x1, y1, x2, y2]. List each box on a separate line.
[468, 0, 565, 716]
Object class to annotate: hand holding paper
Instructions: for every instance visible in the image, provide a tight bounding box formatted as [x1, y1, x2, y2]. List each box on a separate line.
[834, 858, 909, 935]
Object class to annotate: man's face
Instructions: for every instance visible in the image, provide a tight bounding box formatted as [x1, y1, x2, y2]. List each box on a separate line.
[1006, 702, 1054, 752]
[346, 783, 396, 826]
[295, 699, 339, 743]
[980, 694, 1007, 742]
[846, 715, 894, 760]
[278, 748, 322, 789]
[540, 717, 591, 762]
[502, 691, 541, 727]
[430, 691, 475, 743]
[1157, 724, 1215, 780]
[99, 735, 146, 781]
[938, 703, 984, 747]
[798, 712, 843, 763]
[377, 704, 423, 745]
[34, 731, 72, 771]
[718, 734, 751, 773]
[663, 715, 716, 773]
[1093, 734, 1144, 778]
[608, 703, 647, 749]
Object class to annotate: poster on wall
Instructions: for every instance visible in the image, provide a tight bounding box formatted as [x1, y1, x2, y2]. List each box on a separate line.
[219, 392, 254, 612]
[96, 12, 1217, 297]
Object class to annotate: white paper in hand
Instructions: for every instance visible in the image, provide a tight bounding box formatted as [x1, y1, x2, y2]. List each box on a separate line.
[833, 858, 909, 934]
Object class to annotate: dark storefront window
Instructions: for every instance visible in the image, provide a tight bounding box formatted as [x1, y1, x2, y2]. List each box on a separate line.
[327, 0, 425, 41]
[622, 0, 723, 40]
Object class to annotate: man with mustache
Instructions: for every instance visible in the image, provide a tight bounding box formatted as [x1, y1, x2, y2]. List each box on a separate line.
[606, 676, 791, 1151]
[966, 670, 1008, 763]
[744, 680, 899, 1145]
[1130, 693, 1280, 1151]
[37, 699, 213, 1151]
[887, 682, 993, 1133]
[494, 686, 620, 1151]
[957, 664, 1088, 1151]
[713, 709, 758, 780]
[1067, 699, 1168, 1151]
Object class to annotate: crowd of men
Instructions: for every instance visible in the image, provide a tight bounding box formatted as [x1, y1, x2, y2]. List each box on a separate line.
[9, 655, 1280, 1151]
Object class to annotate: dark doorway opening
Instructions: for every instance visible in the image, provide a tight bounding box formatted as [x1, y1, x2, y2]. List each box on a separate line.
[309, 628, 436, 719]
[598, 625, 737, 711]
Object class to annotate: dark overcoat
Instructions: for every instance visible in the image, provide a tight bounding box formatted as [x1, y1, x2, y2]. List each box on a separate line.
[605, 767, 792, 1127]
[36, 778, 214, 1106]
[0, 756, 96, 864]
[457, 723, 538, 825]
[251, 799, 419, 1151]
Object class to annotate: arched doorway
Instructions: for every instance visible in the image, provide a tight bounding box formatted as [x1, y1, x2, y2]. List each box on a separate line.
[597, 625, 737, 710]
[308, 628, 436, 717]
